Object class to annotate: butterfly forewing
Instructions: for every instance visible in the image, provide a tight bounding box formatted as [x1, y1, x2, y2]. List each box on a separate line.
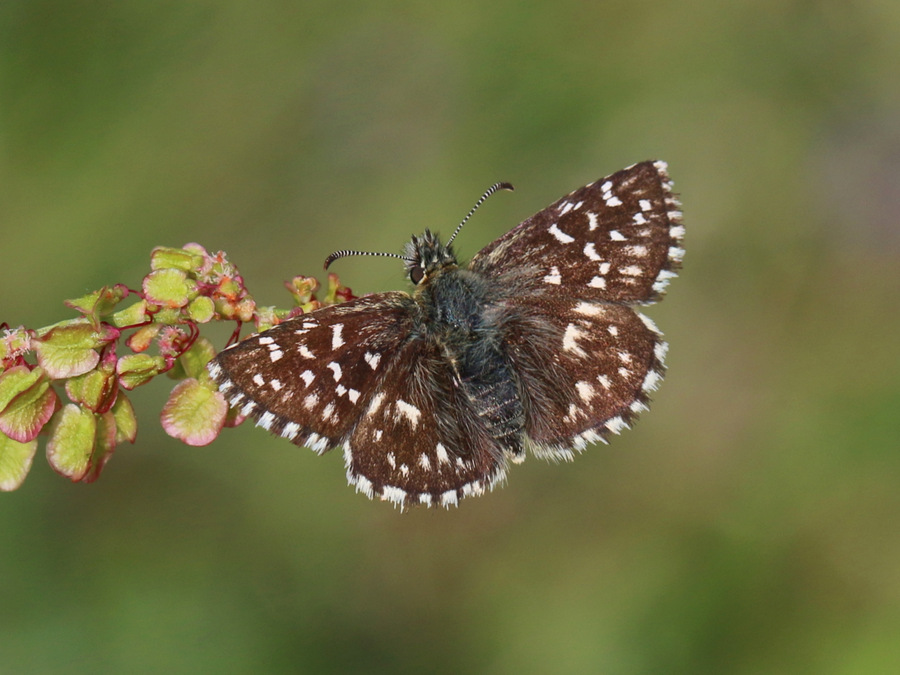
[470, 161, 683, 304]
[344, 338, 507, 508]
[208, 293, 416, 452]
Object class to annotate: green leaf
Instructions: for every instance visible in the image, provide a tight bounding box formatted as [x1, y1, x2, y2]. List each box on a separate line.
[64, 285, 130, 330]
[161, 378, 226, 446]
[142, 269, 197, 308]
[81, 411, 117, 483]
[179, 337, 217, 380]
[33, 323, 118, 379]
[0, 433, 38, 491]
[150, 246, 205, 273]
[64, 355, 118, 413]
[116, 353, 166, 390]
[46, 404, 97, 481]
[109, 299, 150, 328]
[0, 366, 58, 443]
[111, 393, 137, 444]
[186, 295, 215, 323]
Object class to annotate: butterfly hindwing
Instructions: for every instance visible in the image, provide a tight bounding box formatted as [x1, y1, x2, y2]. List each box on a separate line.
[344, 336, 507, 507]
[470, 161, 683, 305]
[208, 292, 416, 452]
[498, 296, 668, 459]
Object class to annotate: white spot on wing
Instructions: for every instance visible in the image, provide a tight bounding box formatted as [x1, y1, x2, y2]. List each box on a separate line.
[257, 411, 276, 430]
[396, 399, 421, 428]
[642, 370, 662, 392]
[327, 362, 342, 381]
[583, 242, 602, 261]
[563, 324, 588, 357]
[605, 416, 628, 434]
[609, 230, 626, 241]
[638, 313, 661, 334]
[544, 266, 562, 284]
[381, 485, 406, 505]
[331, 323, 344, 350]
[639, 199, 652, 211]
[269, 349, 283, 362]
[252, 373, 265, 387]
[628, 245, 649, 257]
[364, 351, 381, 370]
[587, 212, 599, 231]
[548, 223, 575, 244]
[436, 443, 450, 465]
[574, 301, 604, 317]
[367, 392, 386, 416]
[299, 345, 315, 359]
[655, 341, 669, 362]
[576, 381, 595, 401]
[300, 370, 314, 386]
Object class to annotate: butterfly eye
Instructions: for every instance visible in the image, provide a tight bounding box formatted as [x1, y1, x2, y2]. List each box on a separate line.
[409, 266, 425, 284]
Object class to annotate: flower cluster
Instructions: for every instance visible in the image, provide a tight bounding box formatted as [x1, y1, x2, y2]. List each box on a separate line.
[0, 244, 354, 491]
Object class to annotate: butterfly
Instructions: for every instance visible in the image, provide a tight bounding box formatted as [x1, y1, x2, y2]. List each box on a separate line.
[207, 161, 683, 508]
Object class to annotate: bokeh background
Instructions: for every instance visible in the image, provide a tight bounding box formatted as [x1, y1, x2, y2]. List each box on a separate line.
[2, 1, 899, 673]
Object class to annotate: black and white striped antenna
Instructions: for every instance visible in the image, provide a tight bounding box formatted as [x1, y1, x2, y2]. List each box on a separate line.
[323, 181, 514, 269]
[447, 181, 514, 247]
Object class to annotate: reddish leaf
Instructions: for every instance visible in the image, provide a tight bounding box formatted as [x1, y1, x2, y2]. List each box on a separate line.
[33, 323, 118, 379]
[0, 366, 58, 443]
[161, 378, 227, 446]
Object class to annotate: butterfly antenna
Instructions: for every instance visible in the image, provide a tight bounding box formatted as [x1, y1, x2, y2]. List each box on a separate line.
[446, 181, 515, 246]
[324, 249, 411, 270]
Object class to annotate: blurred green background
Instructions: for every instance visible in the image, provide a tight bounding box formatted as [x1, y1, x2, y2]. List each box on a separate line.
[2, 1, 899, 673]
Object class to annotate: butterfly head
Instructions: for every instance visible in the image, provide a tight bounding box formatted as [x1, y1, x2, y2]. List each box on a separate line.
[403, 229, 457, 285]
